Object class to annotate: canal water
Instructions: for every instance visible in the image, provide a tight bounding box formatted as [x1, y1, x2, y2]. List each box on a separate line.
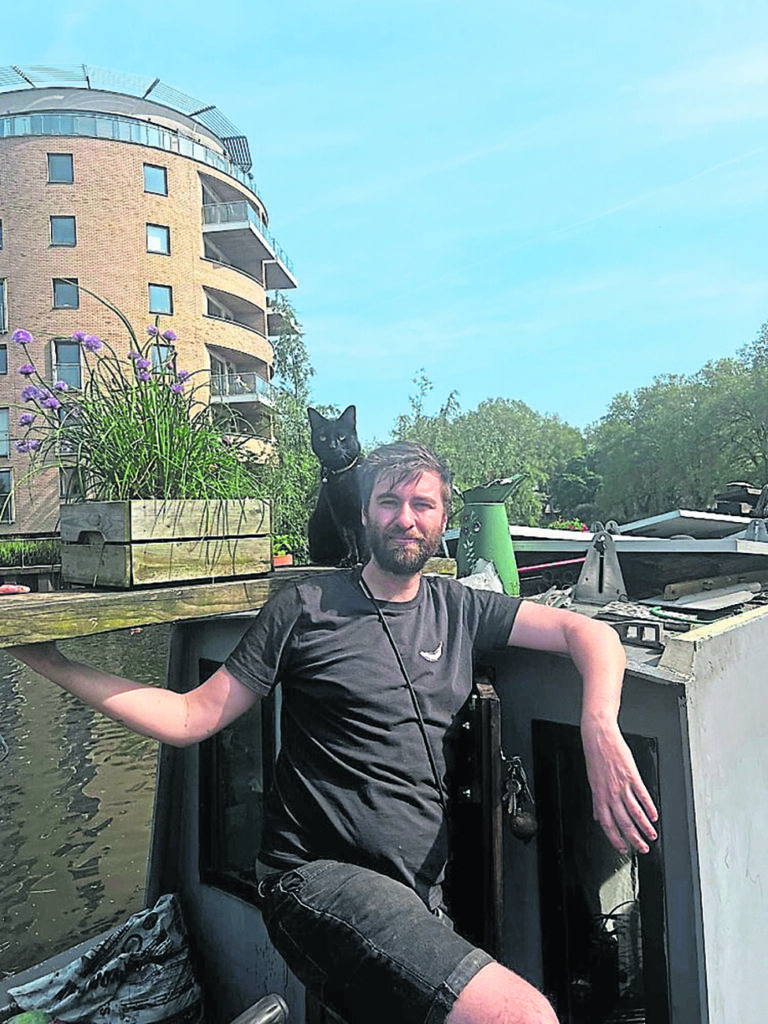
[0, 625, 169, 980]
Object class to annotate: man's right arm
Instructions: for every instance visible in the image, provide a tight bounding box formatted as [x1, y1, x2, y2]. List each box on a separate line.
[7, 642, 259, 748]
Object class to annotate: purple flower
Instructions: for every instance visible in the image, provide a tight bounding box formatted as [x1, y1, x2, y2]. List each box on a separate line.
[18, 412, 35, 426]
[53, 380, 69, 392]
[28, 439, 41, 452]
[128, 351, 141, 361]
[43, 396, 61, 410]
[139, 371, 151, 382]
[177, 369, 191, 382]
[146, 325, 159, 337]
[161, 329, 177, 342]
[135, 357, 151, 370]
[14, 439, 29, 453]
[18, 363, 35, 376]
[83, 334, 102, 352]
[171, 382, 184, 394]
[21, 384, 41, 402]
[71, 330, 87, 342]
[12, 329, 33, 345]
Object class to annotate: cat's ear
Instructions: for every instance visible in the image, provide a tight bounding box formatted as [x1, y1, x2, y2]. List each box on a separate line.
[307, 407, 324, 429]
[339, 405, 357, 429]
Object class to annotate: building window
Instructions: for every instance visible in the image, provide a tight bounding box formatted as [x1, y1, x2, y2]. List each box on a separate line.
[146, 223, 170, 255]
[0, 280, 6, 332]
[53, 339, 82, 389]
[0, 409, 8, 458]
[0, 346, 6, 374]
[47, 153, 74, 184]
[50, 215, 77, 247]
[53, 278, 79, 309]
[148, 284, 173, 315]
[143, 164, 168, 196]
[0, 469, 13, 523]
[151, 343, 176, 373]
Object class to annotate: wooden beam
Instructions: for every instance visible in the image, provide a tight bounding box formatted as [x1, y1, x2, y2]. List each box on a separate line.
[0, 558, 457, 647]
[0, 569, 318, 647]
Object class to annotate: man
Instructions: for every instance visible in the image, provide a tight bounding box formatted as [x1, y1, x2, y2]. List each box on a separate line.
[10, 442, 658, 1024]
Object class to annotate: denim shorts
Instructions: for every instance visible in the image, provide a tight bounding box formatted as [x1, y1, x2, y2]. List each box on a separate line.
[256, 859, 493, 1024]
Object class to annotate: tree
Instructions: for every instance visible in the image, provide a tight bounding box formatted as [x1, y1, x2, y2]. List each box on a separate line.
[392, 375, 584, 525]
[257, 297, 317, 560]
[548, 452, 602, 524]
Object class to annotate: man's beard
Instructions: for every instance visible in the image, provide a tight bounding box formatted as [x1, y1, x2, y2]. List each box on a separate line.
[366, 522, 443, 575]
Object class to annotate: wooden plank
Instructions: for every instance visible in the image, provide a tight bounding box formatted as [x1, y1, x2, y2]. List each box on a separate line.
[131, 536, 270, 585]
[423, 556, 457, 576]
[60, 499, 271, 543]
[62, 536, 270, 587]
[0, 568, 322, 647]
[62, 542, 131, 586]
[128, 499, 270, 541]
[0, 562, 454, 648]
[60, 501, 130, 543]
[662, 568, 768, 599]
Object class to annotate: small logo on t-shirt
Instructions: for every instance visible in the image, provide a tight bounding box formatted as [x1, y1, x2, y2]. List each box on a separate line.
[419, 641, 443, 662]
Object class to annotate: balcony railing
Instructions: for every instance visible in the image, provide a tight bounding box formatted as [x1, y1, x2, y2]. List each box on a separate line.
[209, 372, 274, 405]
[202, 202, 295, 275]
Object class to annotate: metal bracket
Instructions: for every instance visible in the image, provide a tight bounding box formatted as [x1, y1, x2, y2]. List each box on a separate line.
[745, 518, 768, 543]
[608, 619, 664, 650]
[573, 529, 628, 605]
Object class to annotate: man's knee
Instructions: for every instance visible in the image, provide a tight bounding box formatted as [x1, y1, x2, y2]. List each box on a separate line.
[446, 962, 559, 1024]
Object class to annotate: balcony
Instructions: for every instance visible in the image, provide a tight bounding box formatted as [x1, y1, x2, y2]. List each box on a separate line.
[202, 202, 297, 289]
[209, 372, 274, 410]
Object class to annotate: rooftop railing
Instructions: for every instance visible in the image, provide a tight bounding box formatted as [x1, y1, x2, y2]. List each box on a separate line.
[0, 110, 261, 201]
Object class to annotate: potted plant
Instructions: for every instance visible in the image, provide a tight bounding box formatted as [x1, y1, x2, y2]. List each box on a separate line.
[271, 535, 294, 568]
[11, 292, 271, 588]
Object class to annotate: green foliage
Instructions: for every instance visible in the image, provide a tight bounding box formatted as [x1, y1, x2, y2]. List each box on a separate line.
[547, 518, 589, 532]
[271, 534, 293, 556]
[588, 373, 723, 521]
[0, 538, 60, 567]
[13, 290, 262, 501]
[393, 372, 584, 525]
[253, 297, 317, 560]
[547, 452, 602, 524]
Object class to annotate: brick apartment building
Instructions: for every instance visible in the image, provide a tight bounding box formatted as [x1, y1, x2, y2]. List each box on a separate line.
[0, 65, 296, 535]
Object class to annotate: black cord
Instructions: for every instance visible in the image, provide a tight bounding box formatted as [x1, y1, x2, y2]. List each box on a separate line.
[358, 573, 448, 815]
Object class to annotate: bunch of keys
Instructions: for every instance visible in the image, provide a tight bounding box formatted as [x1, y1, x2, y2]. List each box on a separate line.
[502, 755, 538, 843]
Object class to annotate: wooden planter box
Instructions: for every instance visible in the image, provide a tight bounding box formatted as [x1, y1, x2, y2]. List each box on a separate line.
[60, 499, 271, 588]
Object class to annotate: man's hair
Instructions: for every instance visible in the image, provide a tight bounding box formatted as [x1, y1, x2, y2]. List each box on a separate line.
[359, 441, 453, 513]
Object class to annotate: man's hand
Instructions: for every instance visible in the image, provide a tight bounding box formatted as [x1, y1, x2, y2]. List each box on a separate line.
[581, 716, 658, 855]
[509, 600, 659, 855]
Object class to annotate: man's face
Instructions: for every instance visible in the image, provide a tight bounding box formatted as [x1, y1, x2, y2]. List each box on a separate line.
[363, 469, 448, 575]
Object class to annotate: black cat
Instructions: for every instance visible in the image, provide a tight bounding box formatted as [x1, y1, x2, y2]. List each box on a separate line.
[307, 405, 368, 567]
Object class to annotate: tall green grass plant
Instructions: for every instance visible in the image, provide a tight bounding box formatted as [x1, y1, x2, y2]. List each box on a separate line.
[12, 289, 261, 502]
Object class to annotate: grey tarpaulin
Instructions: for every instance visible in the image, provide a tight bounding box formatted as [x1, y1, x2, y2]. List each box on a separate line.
[9, 894, 204, 1024]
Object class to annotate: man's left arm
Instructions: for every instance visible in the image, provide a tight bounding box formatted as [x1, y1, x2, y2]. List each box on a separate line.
[508, 601, 659, 855]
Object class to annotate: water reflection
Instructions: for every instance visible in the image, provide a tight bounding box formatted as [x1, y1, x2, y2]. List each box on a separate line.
[0, 625, 168, 978]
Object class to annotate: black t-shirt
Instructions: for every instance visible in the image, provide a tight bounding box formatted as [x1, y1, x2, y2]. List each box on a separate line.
[226, 569, 521, 907]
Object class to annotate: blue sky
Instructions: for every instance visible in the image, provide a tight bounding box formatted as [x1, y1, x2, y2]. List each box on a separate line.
[7, 1, 768, 442]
